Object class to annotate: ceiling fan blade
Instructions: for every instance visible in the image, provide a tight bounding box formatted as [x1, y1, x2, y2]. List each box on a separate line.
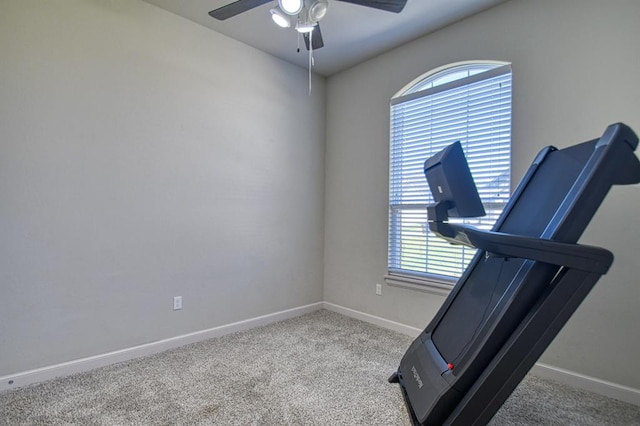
[208, 0, 272, 20]
[336, 0, 407, 13]
[303, 24, 325, 51]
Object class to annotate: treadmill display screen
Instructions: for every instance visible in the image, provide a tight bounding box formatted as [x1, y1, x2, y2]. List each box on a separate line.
[423, 141, 485, 219]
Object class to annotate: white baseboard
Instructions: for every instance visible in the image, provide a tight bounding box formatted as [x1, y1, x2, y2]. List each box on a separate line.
[322, 302, 422, 337]
[531, 363, 640, 406]
[0, 302, 323, 392]
[3, 301, 639, 407]
[324, 302, 640, 407]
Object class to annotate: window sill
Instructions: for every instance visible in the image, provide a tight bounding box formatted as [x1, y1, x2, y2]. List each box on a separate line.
[384, 273, 454, 297]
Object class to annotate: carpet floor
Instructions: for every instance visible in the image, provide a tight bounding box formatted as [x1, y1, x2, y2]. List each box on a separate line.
[1, 310, 639, 425]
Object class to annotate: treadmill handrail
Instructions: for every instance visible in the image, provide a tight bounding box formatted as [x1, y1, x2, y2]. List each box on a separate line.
[428, 221, 613, 274]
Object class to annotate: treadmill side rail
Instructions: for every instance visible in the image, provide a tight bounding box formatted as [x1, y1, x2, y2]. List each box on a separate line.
[429, 222, 614, 274]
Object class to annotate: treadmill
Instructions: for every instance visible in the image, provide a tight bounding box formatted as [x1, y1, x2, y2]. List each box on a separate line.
[389, 123, 640, 425]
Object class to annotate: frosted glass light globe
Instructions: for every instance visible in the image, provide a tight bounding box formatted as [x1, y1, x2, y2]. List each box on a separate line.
[278, 0, 303, 15]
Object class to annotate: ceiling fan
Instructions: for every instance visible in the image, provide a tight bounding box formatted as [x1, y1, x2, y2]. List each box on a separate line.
[208, 0, 408, 51]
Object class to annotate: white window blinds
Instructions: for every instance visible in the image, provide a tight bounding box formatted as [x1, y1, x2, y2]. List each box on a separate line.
[389, 64, 512, 283]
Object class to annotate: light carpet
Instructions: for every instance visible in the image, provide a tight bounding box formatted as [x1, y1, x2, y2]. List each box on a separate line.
[1, 310, 639, 425]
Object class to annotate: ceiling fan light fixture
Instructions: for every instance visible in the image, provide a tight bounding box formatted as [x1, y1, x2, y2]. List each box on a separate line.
[270, 7, 291, 28]
[295, 11, 316, 33]
[295, 21, 316, 33]
[308, 0, 328, 23]
[278, 0, 303, 15]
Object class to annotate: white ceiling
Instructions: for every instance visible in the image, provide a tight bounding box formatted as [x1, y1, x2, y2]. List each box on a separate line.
[143, 0, 507, 76]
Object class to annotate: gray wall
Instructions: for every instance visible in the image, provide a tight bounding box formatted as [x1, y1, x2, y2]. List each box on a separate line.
[0, 0, 325, 376]
[325, 0, 640, 389]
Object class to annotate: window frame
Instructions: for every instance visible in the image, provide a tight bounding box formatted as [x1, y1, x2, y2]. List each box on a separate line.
[386, 61, 512, 295]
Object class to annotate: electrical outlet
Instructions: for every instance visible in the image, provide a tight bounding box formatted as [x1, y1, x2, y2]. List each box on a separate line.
[173, 296, 182, 310]
[376, 283, 382, 296]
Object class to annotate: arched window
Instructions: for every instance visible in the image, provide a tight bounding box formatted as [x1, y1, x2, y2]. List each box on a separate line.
[387, 61, 512, 292]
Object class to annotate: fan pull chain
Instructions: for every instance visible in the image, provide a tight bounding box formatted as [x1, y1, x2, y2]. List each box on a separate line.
[308, 29, 313, 96]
